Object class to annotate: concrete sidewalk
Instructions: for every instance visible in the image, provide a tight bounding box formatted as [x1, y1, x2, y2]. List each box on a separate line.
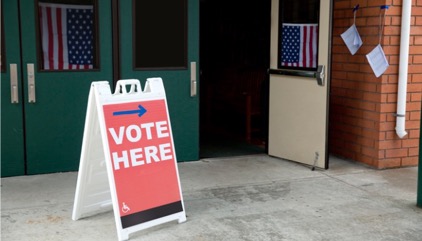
[1, 154, 421, 241]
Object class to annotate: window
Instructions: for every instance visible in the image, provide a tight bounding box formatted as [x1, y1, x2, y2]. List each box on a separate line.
[278, 0, 320, 70]
[133, 0, 187, 69]
[37, 0, 98, 71]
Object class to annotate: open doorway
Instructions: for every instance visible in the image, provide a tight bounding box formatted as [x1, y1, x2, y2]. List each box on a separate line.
[199, 0, 271, 158]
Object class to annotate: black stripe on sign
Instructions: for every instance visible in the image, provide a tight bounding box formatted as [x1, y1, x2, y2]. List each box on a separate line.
[121, 201, 183, 229]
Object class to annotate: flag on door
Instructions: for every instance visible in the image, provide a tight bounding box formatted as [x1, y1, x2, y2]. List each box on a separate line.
[280, 23, 318, 68]
[39, 3, 94, 70]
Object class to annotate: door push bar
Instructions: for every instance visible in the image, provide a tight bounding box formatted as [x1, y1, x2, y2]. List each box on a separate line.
[10, 64, 19, 104]
[27, 63, 36, 103]
[268, 65, 325, 86]
[9, 63, 37, 104]
[190, 61, 197, 97]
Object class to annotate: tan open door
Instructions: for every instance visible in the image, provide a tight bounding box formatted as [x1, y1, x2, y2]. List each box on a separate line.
[268, 0, 331, 169]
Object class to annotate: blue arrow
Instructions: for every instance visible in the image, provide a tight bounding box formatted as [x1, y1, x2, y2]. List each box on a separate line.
[113, 105, 147, 117]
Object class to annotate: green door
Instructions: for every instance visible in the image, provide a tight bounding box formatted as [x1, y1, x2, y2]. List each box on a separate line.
[1, 1, 25, 176]
[1, 0, 113, 176]
[118, 0, 200, 161]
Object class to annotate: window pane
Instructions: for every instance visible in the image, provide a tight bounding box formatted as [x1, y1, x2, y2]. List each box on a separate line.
[278, 0, 319, 70]
[133, 0, 187, 69]
[37, 0, 98, 71]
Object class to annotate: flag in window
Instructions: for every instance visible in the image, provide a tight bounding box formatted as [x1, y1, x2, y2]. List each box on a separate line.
[39, 3, 94, 70]
[280, 23, 318, 68]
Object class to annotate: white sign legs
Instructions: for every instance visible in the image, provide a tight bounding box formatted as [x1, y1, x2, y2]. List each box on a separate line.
[72, 78, 186, 241]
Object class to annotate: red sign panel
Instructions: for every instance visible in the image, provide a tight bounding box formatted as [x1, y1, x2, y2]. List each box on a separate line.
[103, 99, 183, 228]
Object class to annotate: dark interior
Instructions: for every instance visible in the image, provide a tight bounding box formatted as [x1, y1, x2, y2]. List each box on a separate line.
[199, 0, 271, 158]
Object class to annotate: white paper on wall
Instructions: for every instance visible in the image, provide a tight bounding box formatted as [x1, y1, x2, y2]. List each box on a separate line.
[366, 44, 389, 78]
[341, 24, 363, 55]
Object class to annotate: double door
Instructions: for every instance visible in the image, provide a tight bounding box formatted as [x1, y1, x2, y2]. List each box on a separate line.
[2, 0, 329, 176]
[1, 0, 113, 176]
[1, 0, 199, 177]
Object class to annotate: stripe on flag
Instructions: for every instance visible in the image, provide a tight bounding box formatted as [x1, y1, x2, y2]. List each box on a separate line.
[39, 3, 94, 70]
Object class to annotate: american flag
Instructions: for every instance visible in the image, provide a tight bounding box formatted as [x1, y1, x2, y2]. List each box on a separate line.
[280, 23, 318, 68]
[39, 3, 94, 70]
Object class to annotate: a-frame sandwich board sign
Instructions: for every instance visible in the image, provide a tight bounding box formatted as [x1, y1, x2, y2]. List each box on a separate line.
[72, 78, 186, 241]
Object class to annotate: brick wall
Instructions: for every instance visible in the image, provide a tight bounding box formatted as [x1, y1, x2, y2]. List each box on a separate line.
[330, 0, 422, 168]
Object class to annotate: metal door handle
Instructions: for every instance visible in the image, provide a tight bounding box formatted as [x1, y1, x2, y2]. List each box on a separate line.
[10, 64, 19, 103]
[190, 62, 197, 97]
[268, 65, 325, 86]
[316, 65, 325, 86]
[27, 63, 36, 103]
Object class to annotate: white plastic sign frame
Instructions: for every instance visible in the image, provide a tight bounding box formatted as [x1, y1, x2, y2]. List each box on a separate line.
[72, 78, 186, 241]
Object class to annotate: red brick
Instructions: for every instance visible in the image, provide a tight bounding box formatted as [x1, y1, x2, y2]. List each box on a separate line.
[413, 7, 422, 17]
[386, 130, 404, 140]
[410, 93, 421, 102]
[402, 138, 420, 148]
[378, 139, 402, 149]
[363, 92, 381, 102]
[355, 18, 367, 26]
[379, 113, 387, 122]
[410, 45, 422, 54]
[332, 72, 348, 80]
[409, 147, 419, 156]
[385, 148, 408, 158]
[407, 101, 422, 111]
[367, 0, 389, 7]
[380, 84, 398, 93]
[391, 16, 401, 26]
[337, 1, 353, 9]
[379, 103, 397, 113]
[410, 111, 421, 120]
[385, 6, 402, 16]
[411, 74, 422, 83]
[401, 156, 419, 166]
[408, 83, 422, 92]
[392, 0, 401, 5]
[406, 120, 421, 129]
[329, 0, 421, 169]
[384, 26, 402, 35]
[356, 155, 377, 167]
[379, 121, 396, 131]
[361, 128, 380, 140]
[408, 129, 420, 139]
[379, 131, 387, 141]
[379, 150, 386, 159]
[378, 158, 401, 169]
[387, 93, 397, 103]
[386, 113, 396, 122]
[415, 36, 422, 45]
[409, 65, 422, 74]
[362, 8, 383, 17]
[387, 75, 399, 84]
[358, 136, 377, 148]
[413, 55, 422, 64]
[389, 55, 399, 65]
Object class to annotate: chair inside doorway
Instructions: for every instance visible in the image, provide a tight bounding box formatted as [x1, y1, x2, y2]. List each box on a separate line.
[200, 66, 269, 158]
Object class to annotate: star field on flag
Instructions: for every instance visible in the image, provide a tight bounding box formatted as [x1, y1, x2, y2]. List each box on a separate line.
[280, 23, 318, 68]
[39, 3, 94, 70]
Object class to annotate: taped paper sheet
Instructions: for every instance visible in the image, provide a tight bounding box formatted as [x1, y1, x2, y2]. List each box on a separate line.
[341, 24, 363, 55]
[366, 44, 389, 78]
